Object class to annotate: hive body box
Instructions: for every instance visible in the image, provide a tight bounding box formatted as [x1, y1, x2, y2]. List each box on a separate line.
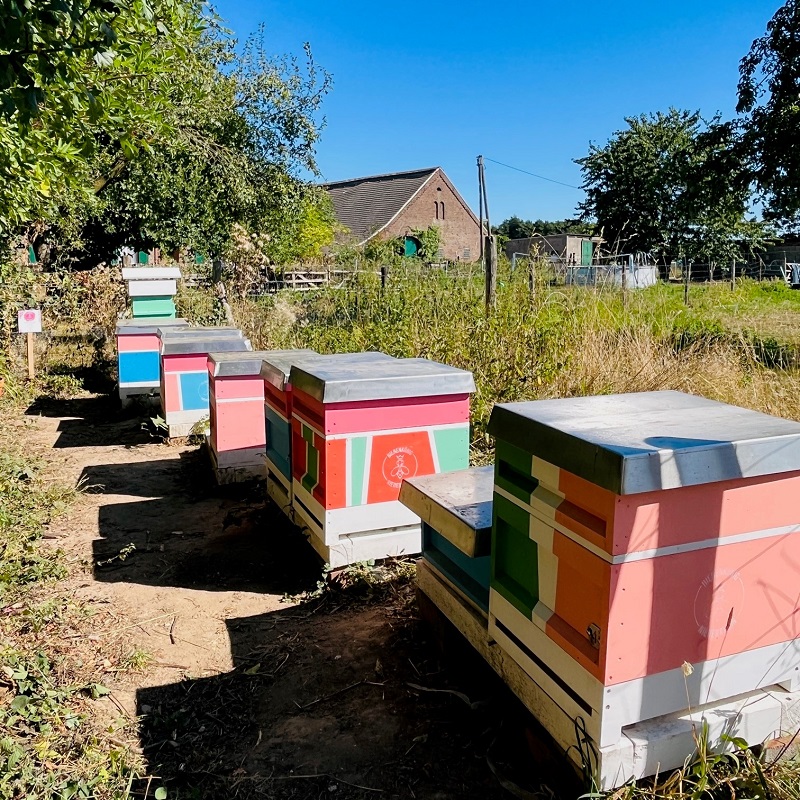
[260, 351, 396, 511]
[116, 317, 189, 404]
[159, 327, 250, 438]
[207, 351, 277, 483]
[400, 466, 493, 613]
[260, 349, 320, 509]
[485, 391, 800, 784]
[289, 358, 476, 567]
[122, 267, 181, 319]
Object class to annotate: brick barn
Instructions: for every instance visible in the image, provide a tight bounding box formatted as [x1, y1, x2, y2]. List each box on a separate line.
[323, 167, 482, 262]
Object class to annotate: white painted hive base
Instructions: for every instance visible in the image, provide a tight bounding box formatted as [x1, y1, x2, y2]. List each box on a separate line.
[416, 558, 800, 791]
[296, 518, 422, 568]
[292, 479, 420, 545]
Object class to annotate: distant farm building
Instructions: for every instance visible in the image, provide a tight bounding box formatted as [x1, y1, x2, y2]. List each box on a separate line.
[505, 233, 603, 265]
[323, 167, 482, 261]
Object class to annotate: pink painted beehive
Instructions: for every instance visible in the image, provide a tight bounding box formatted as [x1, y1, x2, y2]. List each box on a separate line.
[159, 327, 250, 438]
[207, 351, 278, 483]
[487, 391, 800, 753]
[289, 357, 476, 567]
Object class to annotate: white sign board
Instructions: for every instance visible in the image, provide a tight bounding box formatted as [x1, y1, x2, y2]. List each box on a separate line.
[18, 309, 42, 333]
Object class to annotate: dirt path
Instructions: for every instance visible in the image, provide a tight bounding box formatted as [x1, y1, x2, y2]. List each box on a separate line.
[19, 394, 576, 800]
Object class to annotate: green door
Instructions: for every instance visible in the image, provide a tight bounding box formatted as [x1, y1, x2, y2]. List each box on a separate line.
[404, 237, 419, 257]
[581, 240, 593, 266]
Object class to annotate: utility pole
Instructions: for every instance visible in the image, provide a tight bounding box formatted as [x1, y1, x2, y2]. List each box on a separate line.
[477, 156, 484, 261]
[478, 155, 496, 310]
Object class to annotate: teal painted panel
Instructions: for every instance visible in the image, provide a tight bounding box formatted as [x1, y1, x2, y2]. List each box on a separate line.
[132, 296, 176, 318]
[581, 240, 593, 266]
[433, 426, 469, 473]
[424, 523, 490, 613]
[404, 237, 418, 257]
[350, 436, 368, 506]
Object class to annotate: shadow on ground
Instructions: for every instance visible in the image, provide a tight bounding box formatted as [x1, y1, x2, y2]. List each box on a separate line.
[26, 394, 155, 448]
[84, 451, 323, 595]
[135, 590, 581, 800]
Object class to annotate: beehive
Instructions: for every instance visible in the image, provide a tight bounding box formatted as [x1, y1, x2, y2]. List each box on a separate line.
[289, 357, 475, 567]
[159, 327, 250, 437]
[400, 466, 493, 613]
[122, 267, 181, 319]
[207, 351, 276, 483]
[259, 349, 320, 509]
[116, 317, 189, 404]
[487, 391, 800, 756]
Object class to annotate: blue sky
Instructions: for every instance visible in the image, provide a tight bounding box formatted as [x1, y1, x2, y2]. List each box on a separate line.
[211, 0, 781, 223]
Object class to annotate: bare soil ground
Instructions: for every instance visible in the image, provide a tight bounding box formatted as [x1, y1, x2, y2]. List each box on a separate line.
[15, 392, 579, 800]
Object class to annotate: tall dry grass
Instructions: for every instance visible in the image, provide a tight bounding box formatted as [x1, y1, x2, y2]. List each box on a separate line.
[226, 264, 800, 462]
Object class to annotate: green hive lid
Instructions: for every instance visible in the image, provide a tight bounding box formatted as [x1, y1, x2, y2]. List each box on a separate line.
[488, 390, 800, 494]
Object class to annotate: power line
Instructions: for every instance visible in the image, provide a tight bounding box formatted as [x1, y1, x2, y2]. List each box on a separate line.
[483, 157, 582, 190]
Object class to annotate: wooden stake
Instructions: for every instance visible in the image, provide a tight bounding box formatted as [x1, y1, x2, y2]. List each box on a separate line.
[485, 235, 497, 310]
[26, 331, 35, 380]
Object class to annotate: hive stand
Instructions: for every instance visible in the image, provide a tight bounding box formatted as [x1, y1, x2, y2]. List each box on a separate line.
[207, 351, 276, 483]
[115, 317, 189, 406]
[159, 327, 250, 438]
[289, 357, 475, 568]
[484, 391, 800, 786]
[122, 266, 181, 319]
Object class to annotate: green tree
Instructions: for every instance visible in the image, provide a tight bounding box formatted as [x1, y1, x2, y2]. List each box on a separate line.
[0, 0, 206, 233]
[70, 26, 332, 265]
[494, 216, 594, 239]
[576, 109, 766, 263]
[737, 0, 800, 230]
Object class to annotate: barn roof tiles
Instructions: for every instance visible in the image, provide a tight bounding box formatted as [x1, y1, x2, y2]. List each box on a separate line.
[323, 167, 439, 242]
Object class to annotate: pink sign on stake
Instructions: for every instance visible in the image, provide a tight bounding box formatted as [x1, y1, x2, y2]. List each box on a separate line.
[17, 309, 42, 334]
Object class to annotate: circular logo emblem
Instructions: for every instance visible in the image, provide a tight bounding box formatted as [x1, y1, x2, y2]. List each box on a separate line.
[23, 311, 36, 322]
[198, 380, 209, 404]
[693, 568, 745, 640]
[382, 446, 418, 489]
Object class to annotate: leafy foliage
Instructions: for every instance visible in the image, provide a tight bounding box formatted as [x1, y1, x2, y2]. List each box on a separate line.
[0, 0, 207, 233]
[494, 216, 594, 240]
[738, 0, 800, 231]
[576, 109, 768, 263]
[1, 5, 333, 271]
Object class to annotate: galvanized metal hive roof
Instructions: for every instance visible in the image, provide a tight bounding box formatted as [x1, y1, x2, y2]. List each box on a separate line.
[290, 357, 475, 403]
[116, 318, 189, 335]
[488, 390, 800, 494]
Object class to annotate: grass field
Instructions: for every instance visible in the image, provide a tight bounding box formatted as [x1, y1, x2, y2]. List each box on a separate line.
[177, 265, 800, 462]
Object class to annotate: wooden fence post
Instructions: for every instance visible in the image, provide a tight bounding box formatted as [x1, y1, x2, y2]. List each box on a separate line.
[485, 235, 497, 310]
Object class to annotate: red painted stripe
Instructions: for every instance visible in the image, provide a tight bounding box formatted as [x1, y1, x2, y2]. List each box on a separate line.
[325, 438, 347, 510]
[291, 391, 325, 432]
[264, 381, 291, 418]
